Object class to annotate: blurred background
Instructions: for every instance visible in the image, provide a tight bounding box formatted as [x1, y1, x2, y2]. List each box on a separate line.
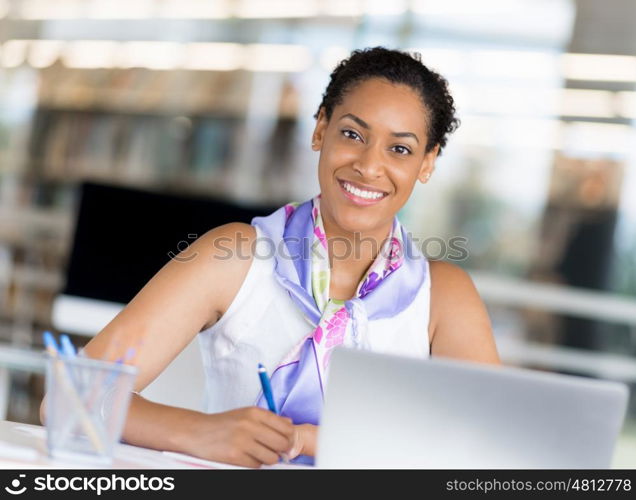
[0, 0, 635, 467]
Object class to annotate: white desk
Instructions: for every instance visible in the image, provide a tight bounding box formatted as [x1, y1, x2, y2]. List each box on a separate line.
[0, 420, 304, 469]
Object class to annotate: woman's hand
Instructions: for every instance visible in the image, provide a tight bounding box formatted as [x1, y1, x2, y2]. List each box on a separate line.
[286, 423, 318, 459]
[179, 407, 296, 468]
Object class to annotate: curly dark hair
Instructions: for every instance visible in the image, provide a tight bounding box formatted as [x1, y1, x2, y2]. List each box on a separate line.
[314, 46, 460, 156]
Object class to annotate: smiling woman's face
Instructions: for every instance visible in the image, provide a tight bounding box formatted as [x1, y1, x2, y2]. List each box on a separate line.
[312, 77, 439, 237]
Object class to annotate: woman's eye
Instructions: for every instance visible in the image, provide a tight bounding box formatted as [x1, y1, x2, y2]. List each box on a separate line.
[342, 129, 362, 141]
[393, 145, 412, 155]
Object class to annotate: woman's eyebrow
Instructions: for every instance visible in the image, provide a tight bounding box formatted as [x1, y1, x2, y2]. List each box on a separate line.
[339, 113, 419, 144]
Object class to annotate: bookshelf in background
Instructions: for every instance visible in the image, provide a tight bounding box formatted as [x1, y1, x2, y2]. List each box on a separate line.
[0, 62, 302, 351]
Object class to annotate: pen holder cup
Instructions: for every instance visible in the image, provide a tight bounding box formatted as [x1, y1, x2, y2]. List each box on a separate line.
[44, 354, 138, 464]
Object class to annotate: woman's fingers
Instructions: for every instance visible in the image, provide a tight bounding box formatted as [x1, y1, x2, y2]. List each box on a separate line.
[257, 409, 295, 439]
[252, 422, 294, 455]
[227, 408, 294, 466]
[245, 439, 282, 466]
[188, 407, 298, 467]
[234, 452, 263, 469]
[285, 426, 303, 459]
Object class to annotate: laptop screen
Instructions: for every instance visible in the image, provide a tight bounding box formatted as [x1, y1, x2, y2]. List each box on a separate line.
[64, 182, 278, 304]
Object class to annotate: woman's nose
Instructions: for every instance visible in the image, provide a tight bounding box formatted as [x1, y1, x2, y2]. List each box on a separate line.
[353, 144, 385, 179]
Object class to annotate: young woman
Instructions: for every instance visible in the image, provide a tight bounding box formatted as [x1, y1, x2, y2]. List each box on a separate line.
[68, 47, 499, 467]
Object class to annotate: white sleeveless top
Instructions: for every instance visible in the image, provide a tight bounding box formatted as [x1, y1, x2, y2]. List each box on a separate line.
[197, 224, 432, 414]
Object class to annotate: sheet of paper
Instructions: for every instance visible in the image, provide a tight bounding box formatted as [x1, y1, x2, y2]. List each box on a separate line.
[162, 451, 314, 470]
[162, 451, 246, 469]
[0, 440, 39, 461]
[13, 425, 45, 438]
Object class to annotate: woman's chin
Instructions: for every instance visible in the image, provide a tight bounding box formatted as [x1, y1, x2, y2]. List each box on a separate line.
[331, 211, 381, 235]
[320, 192, 394, 235]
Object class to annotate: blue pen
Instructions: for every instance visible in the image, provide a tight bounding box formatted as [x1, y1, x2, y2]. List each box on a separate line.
[43, 331, 60, 356]
[258, 363, 278, 414]
[60, 334, 77, 358]
[44, 331, 81, 387]
[59, 334, 80, 384]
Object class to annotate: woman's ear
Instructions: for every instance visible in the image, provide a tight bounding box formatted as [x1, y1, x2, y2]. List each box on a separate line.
[311, 107, 328, 150]
[417, 144, 440, 183]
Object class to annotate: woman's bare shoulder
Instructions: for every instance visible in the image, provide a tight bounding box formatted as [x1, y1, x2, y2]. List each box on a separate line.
[428, 260, 474, 289]
[192, 222, 257, 323]
[427, 260, 500, 364]
[194, 222, 256, 260]
[428, 260, 479, 329]
[122, 221, 258, 333]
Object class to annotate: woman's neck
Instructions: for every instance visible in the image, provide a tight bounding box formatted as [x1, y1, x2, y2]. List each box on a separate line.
[320, 209, 394, 278]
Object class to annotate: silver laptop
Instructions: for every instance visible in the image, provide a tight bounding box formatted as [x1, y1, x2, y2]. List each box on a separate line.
[316, 348, 629, 469]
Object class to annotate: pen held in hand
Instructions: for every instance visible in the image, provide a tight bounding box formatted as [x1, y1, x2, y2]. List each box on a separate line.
[258, 363, 292, 464]
[257, 363, 278, 415]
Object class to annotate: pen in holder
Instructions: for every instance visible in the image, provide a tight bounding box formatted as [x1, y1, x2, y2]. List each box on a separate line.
[44, 353, 138, 464]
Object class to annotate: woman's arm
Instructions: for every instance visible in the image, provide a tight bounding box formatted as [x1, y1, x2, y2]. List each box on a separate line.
[41, 222, 295, 467]
[123, 395, 294, 467]
[428, 260, 500, 364]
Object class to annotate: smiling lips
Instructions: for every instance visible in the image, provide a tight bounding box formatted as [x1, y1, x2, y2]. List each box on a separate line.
[337, 178, 388, 206]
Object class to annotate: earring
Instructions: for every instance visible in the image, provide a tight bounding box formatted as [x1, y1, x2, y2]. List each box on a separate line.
[425, 172, 431, 181]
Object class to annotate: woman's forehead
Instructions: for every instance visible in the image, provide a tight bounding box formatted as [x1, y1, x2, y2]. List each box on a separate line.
[334, 78, 428, 132]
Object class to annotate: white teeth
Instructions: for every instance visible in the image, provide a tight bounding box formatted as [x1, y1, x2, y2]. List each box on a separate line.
[342, 182, 384, 200]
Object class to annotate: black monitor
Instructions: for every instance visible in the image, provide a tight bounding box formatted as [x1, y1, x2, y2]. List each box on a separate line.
[63, 182, 278, 304]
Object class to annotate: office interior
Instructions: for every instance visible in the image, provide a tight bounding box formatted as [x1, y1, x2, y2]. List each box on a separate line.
[0, 0, 635, 467]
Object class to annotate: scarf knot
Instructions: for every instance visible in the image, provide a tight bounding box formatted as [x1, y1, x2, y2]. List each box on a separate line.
[345, 298, 368, 349]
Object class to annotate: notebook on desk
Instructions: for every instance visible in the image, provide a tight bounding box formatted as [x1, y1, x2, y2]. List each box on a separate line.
[316, 348, 629, 469]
